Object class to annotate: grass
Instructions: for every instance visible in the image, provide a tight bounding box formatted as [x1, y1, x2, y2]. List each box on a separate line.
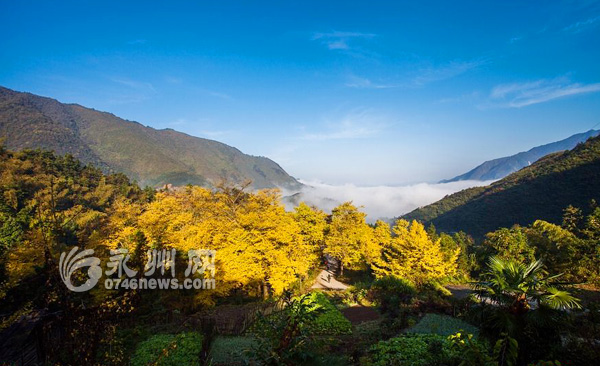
[207, 336, 256, 365]
[308, 292, 353, 335]
[130, 332, 203, 366]
[406, 313, 479, 337]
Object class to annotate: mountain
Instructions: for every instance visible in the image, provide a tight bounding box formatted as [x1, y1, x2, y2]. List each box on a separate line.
[441, 130, 600, 183]
[403, 135, 600, 238]
[281, 190, 340, 212]
[0, 86, 301, 189]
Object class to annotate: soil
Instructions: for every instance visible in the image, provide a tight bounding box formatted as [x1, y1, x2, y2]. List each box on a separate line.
[445, 284, 473, 300]
[341, 306, 380, 325]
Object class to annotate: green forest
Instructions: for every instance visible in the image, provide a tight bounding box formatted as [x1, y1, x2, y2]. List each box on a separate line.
[1, 144, 600, 365]
[404, 135, 600, 238]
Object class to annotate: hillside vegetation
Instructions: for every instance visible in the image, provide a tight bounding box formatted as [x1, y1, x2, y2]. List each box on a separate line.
[0, 86, 300, 189]
[404, 135, 600, 237]
[1, 146, 599, 365]
[441, 129, 599, 182]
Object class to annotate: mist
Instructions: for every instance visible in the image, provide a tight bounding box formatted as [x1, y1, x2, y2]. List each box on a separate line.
[283, 179, 495, 222]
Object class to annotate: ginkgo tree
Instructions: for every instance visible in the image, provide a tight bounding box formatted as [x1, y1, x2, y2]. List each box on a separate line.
[323, 202, 378, 275]
[373, 219, 458, 284]
[105, 185, 319, 299]
[293, 202, 327, 251]
[216, 189, 318, 296]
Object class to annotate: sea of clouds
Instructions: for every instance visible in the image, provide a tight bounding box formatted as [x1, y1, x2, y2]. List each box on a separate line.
[282, 179, 495, 223]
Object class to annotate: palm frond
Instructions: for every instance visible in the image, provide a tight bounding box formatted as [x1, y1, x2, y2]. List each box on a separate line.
[487, 256, 508, 271]
[523, 258, 544, 278]
[541, 287, 582, 310]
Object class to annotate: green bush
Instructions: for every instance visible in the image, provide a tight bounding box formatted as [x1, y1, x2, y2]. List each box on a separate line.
[420, 280, 452, 297]
[368, 332, 492, 366]
[131, 332, 203, 366]
[208, 336, 256, 365]
[367, 334, 459, 366]
[247, 292, 336, 365]
[368, 276, 416, 316]
[307, 292, 352, 335]
[353, 320, 384, 350]
[247, 292, 352, 336]
[447, 332, 497, 366]
[347, 281, 372, 306]
[407, 313, 479, 337]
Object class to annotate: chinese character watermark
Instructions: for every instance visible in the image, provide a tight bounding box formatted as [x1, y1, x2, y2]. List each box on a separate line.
[58, 247, 216, 292]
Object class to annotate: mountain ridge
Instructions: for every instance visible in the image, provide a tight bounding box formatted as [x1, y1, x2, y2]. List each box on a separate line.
[441, 129, 600, 183]
[403, 134, 600, 238]
[0, 86, 301, 189]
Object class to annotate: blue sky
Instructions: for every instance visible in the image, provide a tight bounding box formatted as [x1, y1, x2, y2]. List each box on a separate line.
[1, 0, 600, 185]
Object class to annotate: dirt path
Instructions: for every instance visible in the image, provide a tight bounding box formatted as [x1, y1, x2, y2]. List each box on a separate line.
[310, 268, 380, 325]
[341, 306, 380, 325]
[445, 284, 474, 300]
[311, 269, 349, 290]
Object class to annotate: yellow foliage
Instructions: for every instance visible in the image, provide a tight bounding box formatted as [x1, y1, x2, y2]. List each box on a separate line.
[373, 219, 458, 284]
[324, 202, 376, 273]
[293, 202, 327, 249]
[105, 186, 318, 296]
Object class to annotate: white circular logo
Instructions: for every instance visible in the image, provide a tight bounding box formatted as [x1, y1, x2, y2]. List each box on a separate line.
[59, 247, 102, 292]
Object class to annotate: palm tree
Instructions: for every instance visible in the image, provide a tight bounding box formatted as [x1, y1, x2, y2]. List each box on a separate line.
[474, 256, 581, 334]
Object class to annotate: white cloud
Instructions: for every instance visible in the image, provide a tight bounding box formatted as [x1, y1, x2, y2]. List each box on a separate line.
[489, 77, 600, 108]
[301, 110, 388, 141]
[438, 91, 480, 104]
[345, 75, 398, 89]
[165, 76, 182, 84]
[198, 130, 230, 138]
[327, 40, 349, 50]
[344, 59, 483, 90]
[282, 180, 493, 222]
[166, 118, 231, 139]
[311, 31, 376, 50]
[107, 77, 157, 104]
[413, 59, 485, 86]
[563, 15, 600, 33]
[204, 90, 232, 100]
[168, 118, 188, 126]
[111, 78, 156, 93]
[509, 36, 523, 43]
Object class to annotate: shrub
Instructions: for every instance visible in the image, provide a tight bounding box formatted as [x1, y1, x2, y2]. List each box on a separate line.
[367, 333, 460, 366]
[415, 281, 454, 314]
[448, 332, 497, 366]
[347, 281, 372, 306]
[208, 336, 256, 365]
[420, 280, 452, 297]
[368, 276, 416, 316]
[407, 313, 479, 337]
[247, 292, 351, 336]
[353, 320, 383, 345]
[245, 292, 351, 365]
[131, 332, 203, 366]
[306, 292, 352, 335]
[248, 292, 328, 365]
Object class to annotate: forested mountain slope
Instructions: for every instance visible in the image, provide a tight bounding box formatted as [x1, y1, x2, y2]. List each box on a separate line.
[441, 129, 599, 182]
[0, 86, 300, 189]
[404, 135, 600, 237]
